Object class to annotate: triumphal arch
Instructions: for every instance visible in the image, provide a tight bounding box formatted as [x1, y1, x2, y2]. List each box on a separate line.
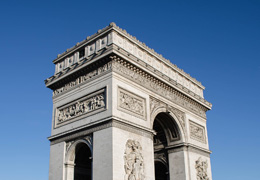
[45, 23, 212, 180]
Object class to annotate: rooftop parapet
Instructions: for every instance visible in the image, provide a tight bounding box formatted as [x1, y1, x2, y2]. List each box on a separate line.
[47, 23, 207, 99]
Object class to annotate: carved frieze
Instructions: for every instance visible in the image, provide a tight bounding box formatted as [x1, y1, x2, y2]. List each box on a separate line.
[118, 87, 146, 120]
[189, 120, 206, 143]
[195, 157, 210, 180]
[55, 88, 106, 127]
[124, 139, 145, 180]
[111, 56, 207, 119]
[53, 62, 112, 96]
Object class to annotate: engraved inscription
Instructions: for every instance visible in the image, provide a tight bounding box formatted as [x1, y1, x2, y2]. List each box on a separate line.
[118, 87, 146, 120]
[190, 121, 206, 143]
[124, 139, 145, 180]
[56, 88, 106, 126]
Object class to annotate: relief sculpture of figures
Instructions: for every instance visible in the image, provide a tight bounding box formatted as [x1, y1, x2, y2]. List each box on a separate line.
[57, 92, 105, 124]
[118, 88, 146, 119]
[190, 121, 205, 143]
[124, 139, 145, 180]
[195, 157, 209, 180]
[120, 91, 144, 116]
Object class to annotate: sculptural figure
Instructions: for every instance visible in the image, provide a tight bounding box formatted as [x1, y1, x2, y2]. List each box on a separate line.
[124, 139, 145, 180]
[195, 157, 209, 180]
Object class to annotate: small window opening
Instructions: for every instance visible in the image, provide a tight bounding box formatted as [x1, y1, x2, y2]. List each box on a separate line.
[79, 49, 85, 59]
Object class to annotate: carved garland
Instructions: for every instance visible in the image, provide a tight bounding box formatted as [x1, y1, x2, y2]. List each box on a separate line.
[124, 139, 145, 180]
[110, 55, 207, 119]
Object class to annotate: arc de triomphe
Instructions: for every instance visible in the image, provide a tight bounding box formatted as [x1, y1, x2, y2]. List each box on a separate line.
[45, 23, 212, 180]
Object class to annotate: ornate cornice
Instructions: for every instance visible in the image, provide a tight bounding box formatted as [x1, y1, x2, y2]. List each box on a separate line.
[51, 23, 203, 87]
[46, 23, 209, 99]
[52, 61, 112, 96]
[45, 47, 113, 88]
[111, 55, 208, 118]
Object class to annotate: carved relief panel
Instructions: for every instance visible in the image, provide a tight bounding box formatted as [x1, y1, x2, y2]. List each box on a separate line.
[189, 120, 206, 143]
[55, 88, 106, 127]
[195, 157, 210, 180]
[118, 87, 146, 120]
[124, 139, 145, 180]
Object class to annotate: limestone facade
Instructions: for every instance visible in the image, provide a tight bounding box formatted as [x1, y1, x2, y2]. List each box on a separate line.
[45, 22, 212, 180]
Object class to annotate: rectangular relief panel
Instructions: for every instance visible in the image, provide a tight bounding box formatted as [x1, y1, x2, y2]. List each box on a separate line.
[189, 120, 206, 143]
[117, 87, 146, 120]
[55, 88, 106, 128]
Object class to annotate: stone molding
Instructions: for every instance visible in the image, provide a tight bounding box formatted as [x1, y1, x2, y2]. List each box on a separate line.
[124, 139, 145, 180]
[49, 23, 207, 98]
[66, 135, 93, 153]
[112, 31, 204, 98]
[45, 44, 114, 89]
[189, 146, 211, 158]
[49, 121, 112, 145]
[113, 46, 211, 108]
[118, 87, 146, 120]
[154, 153, 168, 165]
[49, 119, 153, 145]
[53, 61, 112, 96]
[55, 88, 106, 127]
[65, 140, 74, 152]
[112, 119, 153, 139]
[150, 96, 186, 135]
[167, 144, 211, 158]
[111, 55, 208, 119]
[53, 31, 113, 74]
[167, 144, 188, 154]
[189, 120, 206, 143]
[45, 45, 211, 110]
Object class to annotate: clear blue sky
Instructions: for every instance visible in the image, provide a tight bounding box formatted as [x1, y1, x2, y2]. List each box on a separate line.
[0, 0, 259, 179]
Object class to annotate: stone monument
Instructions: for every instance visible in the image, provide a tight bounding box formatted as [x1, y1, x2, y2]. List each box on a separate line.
[45, 22, 213, 180]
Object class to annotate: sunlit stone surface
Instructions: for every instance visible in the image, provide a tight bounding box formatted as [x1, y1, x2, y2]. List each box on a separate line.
[45, 22, 212, 180]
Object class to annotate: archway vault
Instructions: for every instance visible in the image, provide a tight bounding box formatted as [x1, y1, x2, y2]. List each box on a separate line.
[64, 136, 93, 180]
[150, 96, 187, 143]
[65, 136, 93, 164]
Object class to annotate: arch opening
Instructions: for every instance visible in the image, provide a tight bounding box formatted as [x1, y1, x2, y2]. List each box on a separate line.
[73, 143, 92, 180]
[153, 112, 181, 180]
[155, 161, 169, 180]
